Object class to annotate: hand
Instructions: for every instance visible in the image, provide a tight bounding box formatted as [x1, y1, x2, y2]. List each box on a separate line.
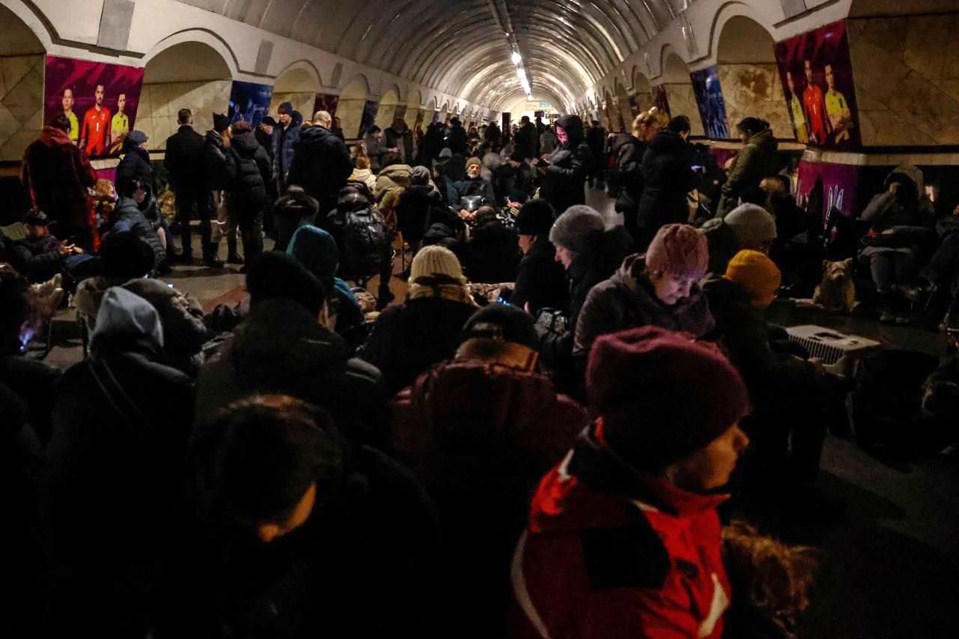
[58, 243, 76, 257]
[889, 182, 900, 195]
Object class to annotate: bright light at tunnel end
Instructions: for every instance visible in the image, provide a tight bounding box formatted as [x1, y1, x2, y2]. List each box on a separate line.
[511, 51, 522, 65]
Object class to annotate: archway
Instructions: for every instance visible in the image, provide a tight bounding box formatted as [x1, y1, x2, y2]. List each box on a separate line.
[0, 4, 45, 163]
[614, 80, 631, 133]
[273, 63, 321, 121]
[376, 85, 401, 129]
[337, 74, 372, 139]
[716, 16, 791, 138]
[631, 70, 654, 117]
[140, 41, 233, 149]
[658, 52, 704, 136]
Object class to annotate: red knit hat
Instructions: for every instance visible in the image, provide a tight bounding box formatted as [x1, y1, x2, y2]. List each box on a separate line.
[645, 224, 709, 280]
[586, 326, 749, 471]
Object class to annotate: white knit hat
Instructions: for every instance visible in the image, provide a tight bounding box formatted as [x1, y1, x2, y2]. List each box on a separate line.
[724, 203, 777, 250]
[409, 245, 466, 284]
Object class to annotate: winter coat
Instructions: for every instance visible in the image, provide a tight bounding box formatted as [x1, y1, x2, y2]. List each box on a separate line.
[107, 197, 166, 270]
[574, 254, 715, 361]
[456, 219, 519, 284]
[540, 115, 591, 214]
[224, 130, 272, 205]
[169, 429, 442, 638]
[9, 235, 65, 281]
[45, 288, 194, 636]
[586, 125, 607, 166]
[613, 137, 647, 221]
[273, 111, 303, 183]
[447, 124, 469, 155]
[512, 235, 569, 315]
[116, 146, 155, 198]
[350, 167, 377, 192]
[364, 133, 387, 170]
[0, 354, 61, 444]
[418, 124, 446, 165]
[21, 126, 97, 235]
[201, 130, 231, 193]
[717, 130, 779, 217]
[360, 295, 478, 396]
[195, 298, 390, 448]
[397, 184, 444, 244]
[540, 130, 559, 156]
[510, 425, 731, 639]
[163, 125, 205, 196]
[451, 175, 496, 204]
[392, 357, 587, 638]
[385, 125, 415, 164]
[375, 163, 413, 229]
[861, 164, 936, 232]
[638, 130, 697, 229]
[287, 125, 353, 209]
[515, 123, 538, 159]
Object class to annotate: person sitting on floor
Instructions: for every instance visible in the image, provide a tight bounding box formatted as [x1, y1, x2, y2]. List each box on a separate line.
[8, 210, 93, 284]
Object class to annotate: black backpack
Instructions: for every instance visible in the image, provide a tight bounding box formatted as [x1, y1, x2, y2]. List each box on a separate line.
[334, 206, 391, 280]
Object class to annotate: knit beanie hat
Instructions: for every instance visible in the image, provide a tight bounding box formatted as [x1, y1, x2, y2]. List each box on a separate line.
[549, 205, 605, 253]
[516, 199, 556, 236]
[287, 225, 339, 293]
[409, 245, 466, 284]
[724, 203, 777, 250]
[466, 156, 482, 170]
[644, 224, 708, 280]
[411, 166, 431, 185]
[724, 250, 782, 309]
[277, 102, 294, 115]
[462, 304, 539, 351]
[587, 326, 749, 472]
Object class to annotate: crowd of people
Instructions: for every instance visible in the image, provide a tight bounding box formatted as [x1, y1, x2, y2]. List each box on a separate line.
[2, 97, 959, 639]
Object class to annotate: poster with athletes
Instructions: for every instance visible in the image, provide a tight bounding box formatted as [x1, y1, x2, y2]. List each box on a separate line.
[774, 20, 861, 149]
[229, 81, 273, 128]
[690, 66, 730, 139]
[43, 55, 145, 158]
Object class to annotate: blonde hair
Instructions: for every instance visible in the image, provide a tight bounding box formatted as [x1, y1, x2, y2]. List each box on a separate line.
[632, 107, 669, 140]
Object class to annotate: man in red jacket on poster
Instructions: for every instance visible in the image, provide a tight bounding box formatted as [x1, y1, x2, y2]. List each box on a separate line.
[511, 326, 751, 639]
[80, 84, 111, 157]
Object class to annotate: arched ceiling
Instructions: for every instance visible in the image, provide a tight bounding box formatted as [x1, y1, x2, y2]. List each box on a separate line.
[181, 0, 689, 111]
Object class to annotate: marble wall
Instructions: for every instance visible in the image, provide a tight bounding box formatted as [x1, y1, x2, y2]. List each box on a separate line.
[272, 91, 316, 120]
[0, 55, 44, 162]
[337, 98, 366, 139]
[137, 80, 232, 149]
[662, 83, 705, 136]
[848, 14, 959, 146]
[717, 63, 792, 139]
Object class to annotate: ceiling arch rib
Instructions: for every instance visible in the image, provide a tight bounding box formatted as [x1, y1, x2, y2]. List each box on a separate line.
[185, 0, 686, 111]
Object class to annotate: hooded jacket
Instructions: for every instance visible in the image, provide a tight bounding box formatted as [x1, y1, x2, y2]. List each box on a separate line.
[21, 126, 97, 233]
[46, 288, 194, 635]
[273, 110, 303, 182]
[225, 130, 272, 202]
[717, 129, 779, 217]
[510, 425, 730, 639]
[287, 125, 354, 208]
[116, 144, 155, 198]
[202, 130, 231, 193]
[574, 254, 715, 361]
[541, 115, 591, 214]
[195, 298, 389, 448]
[861, 164, 936, 232]
[375, 163, 413, 229]
[638, 130, 697, 229]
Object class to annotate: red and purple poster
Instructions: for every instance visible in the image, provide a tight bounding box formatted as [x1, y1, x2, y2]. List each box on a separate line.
[313, 94, 340, 118]
[774, 20, 861, 149]
[44, 55, 145, 158]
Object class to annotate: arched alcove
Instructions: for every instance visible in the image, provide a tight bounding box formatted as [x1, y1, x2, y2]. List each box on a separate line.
[140, 41, 233, 149]
[337, 74, 373, 139]
[614, 80, 631, 133]
[405, 88, 423, 130]
[715, 16, 792, 138]
[0, 4, 45, 161]
[376, 85, 401, 129]
[658, 52, 704, 136]
[630, 71, 654, 121]
[273, 63, 321, 122]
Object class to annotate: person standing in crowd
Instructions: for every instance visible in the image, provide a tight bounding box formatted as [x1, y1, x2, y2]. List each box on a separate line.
[511, 199, 568, 315]
[539, 125, 558, 156]
[511, 326, 750, 639]
[79, 83, 111, 157]
[224, 121, 272, 270]
[575, 223, 714, 365]
[164, 109, 206, 263]
[447, 117, 469, 156]
[539, 115, 591, 214]
[418, 120, 445, 166]
[21, 114, 97, 250]
[115, 130, 154, 201]
[272, 101, 302, 195]
[585, 119, 606, 187]
[287, 110, 353, 217]
[717, 118, 779, 218]
[484, 120, 502, 147]
[514, 115, 537, 160]
[363, 125, 387, 172]
[385, 117, 415, 165]
[615, 107, 668, 248]
[332, 115, 346, 140]
[200, 113, 233, 267]
[255, 115, 276, 163]
[637, 115, 697, 233]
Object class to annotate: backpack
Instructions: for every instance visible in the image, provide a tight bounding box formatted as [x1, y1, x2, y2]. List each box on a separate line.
[333, 206, 391, 280]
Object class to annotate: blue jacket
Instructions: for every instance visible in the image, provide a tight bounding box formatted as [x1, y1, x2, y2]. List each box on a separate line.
[273, 110, 304, 185]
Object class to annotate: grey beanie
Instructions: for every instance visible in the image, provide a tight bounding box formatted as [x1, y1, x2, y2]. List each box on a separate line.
[549, 205, 605, 253]
[724, 203, 777, 250]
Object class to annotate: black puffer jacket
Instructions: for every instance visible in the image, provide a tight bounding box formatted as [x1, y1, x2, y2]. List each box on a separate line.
[287, 125, 353, 209]
[9, 235, 64, 281]
[225, 130, 272, 204]
[456, 219, 519, 284]
[613, 137, 646, 221]
[511, 236, 568, 315]
[116, 145, 154, 197]
[202, 130, 231, 193]
[638, 130, 696, 229]
[541, 115, 591, 214]
[107, 197, 166, 270]
[397, 184, 445, 244]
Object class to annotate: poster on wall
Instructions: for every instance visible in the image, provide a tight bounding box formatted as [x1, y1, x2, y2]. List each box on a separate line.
[653, 85, 671, 118]
[229, 81, 273, 128]
[690, 66, 729, 139]
[774, 20, 861, 149]
[796, 160, 862, 220]
[43, 55, 145, 158]
[313, 94, 340, 118]
[358, 100, 379, 138]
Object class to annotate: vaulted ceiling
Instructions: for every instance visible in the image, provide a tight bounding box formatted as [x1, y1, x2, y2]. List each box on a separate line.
[181, 0, 689, 110]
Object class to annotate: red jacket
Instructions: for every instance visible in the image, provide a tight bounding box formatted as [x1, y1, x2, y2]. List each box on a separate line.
[21, 127, 97, 235]
[510, 423, 730, 639]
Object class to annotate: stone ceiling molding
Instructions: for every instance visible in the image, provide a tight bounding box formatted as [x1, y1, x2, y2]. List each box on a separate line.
[143, 29, 241, 80]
